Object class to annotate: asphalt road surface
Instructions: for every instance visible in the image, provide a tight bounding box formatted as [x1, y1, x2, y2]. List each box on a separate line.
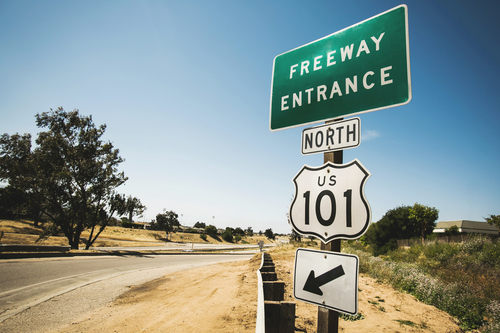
[0, 253, 253, 330]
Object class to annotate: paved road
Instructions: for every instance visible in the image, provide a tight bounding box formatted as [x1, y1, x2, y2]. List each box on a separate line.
[0, 253, 253, 324]
[90, 241, 278, 252]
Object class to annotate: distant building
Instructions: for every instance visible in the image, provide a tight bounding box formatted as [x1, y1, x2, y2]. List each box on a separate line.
[434, 220, 499, 235]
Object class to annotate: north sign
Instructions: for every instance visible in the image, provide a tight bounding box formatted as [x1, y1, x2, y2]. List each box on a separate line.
[270, 5, 411, 131]
[294, 248, 359, 315]
[289, 160, 371, 243]
[302, 117, 360, 155]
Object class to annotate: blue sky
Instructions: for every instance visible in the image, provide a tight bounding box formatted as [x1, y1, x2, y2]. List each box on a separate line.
[1, 0, 499, 234]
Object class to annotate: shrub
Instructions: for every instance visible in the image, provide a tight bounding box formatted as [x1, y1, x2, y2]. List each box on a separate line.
[222, 230, 233, 242]
[342, 241, 489, 330]
[234, 235, 242, 242]
[200, 234, 207, 241]
[121, 221, 134, 228]
[205, 225, 217, 236]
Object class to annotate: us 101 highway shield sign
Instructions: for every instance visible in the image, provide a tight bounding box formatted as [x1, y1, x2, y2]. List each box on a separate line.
[289, 160, 371, 243]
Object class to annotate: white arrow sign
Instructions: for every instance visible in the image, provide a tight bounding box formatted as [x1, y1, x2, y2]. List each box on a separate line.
[294, 248, 359, 315]
[289, 159, 371, 243]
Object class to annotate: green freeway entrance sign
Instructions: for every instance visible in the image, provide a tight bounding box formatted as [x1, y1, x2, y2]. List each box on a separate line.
[269, 5, 411, 131]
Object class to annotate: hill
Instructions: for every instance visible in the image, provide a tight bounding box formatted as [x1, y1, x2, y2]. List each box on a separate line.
[0, 219, 276, 249]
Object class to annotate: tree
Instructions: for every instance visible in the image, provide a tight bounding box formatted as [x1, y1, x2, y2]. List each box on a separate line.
[221, 227, 233, 242]
[85, 192, 127, 248]
[364, 205, 415, 255]
[0, 186, 26, 220]
[264, 228, 275, 240]
[245, 227, 254, 236]
[485, 214, 500, 229]
[204, 224, 217, 236]
[408, 202, 439, 243]
[444, 225, 460, 236]
[155, 210, 179, 240]
[124, 196, 145, 222]
[1, 108, 128, 249]
[233, 227, 245, 236]
[194, 221, 206, 229]
[0, 133, 45, 225]
[290, 229, 302, 242]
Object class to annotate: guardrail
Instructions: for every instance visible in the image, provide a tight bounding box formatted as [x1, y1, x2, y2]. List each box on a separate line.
[0, 244, 70, 252]
[256, 252, 295, 333]
[256, 251, 266, 332]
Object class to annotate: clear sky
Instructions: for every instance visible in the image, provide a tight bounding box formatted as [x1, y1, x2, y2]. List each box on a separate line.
[1, 0, 499, 234]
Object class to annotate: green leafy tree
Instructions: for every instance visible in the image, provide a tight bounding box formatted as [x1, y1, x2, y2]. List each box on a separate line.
[1, 108, 128, 249]
[245, 227, 254, 236]
[233, 227, 245, 236]
[364, 205, 415, 255]
[222, 227, 233, 242]
[265, 228, 275, 240]
[0, 133, 45, 225]
[194, 221, 206, 228]
[204, 224, 217, 236]
[0, 186, 26, 220]
[155, 210, 180, 240]
[485, 214, 500, 230]
[85, 192, 127, 247]
[444, 225, 460, 236]
[124, 195, 145, 222]
[408, 202, 439, 243]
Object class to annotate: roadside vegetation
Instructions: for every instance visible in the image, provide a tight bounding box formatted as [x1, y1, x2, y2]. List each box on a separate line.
[344, 237, 500, 331]
[0, 219, 278, 249]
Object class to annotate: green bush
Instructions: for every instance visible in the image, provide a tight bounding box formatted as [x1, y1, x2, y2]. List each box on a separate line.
[200, 234, 207, 241]
[234, 235, 242, 242]
[221, 230, 233, 242]
[121, 221, 134, 228]
[121, 221, 143, 229]
[204, 225, 217, 236]
[342, 239, 500, 330]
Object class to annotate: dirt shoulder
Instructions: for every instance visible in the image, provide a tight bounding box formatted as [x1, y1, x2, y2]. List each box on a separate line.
[54, 255, 262, 333]
[52, 249, 461, 333]
[271, 250, 461, 332]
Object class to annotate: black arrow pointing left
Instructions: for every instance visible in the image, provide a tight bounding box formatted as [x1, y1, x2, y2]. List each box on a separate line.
[303, 265, 345, 296]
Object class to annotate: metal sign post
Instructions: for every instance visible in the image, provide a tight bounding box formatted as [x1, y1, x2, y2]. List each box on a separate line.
[318, 120, 343, 333]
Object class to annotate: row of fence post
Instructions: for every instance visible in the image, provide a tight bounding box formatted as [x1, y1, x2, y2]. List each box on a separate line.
[256, 252, 295, 333]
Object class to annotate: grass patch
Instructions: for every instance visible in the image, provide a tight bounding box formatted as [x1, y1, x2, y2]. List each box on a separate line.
[394, 319, 417, 327]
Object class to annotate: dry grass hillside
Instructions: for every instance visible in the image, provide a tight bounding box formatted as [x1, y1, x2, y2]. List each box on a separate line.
[0, 219, 277, 249]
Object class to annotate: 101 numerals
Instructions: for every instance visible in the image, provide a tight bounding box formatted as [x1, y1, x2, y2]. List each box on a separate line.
[302, 189, 352, 227]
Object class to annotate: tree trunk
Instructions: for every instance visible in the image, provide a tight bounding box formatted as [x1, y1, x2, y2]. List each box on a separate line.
[33, 209, 41, 227]
[70, 230, 82, 250]
[86, 225, 96, 250]
[69, 237, 79, 250]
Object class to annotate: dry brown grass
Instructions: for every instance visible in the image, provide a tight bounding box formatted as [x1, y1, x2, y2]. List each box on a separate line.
[0, 219, 275, 248]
